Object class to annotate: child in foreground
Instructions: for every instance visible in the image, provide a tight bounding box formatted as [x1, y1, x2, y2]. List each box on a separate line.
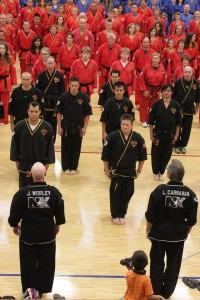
[121, 250, 165, 300]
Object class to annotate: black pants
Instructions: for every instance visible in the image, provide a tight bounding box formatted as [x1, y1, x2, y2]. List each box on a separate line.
[61, 135, 82, 171]
[44, 111, 57, 143]
[150, 240, 184, 299]
[20, 241, 56, 294]
[19, 172, 33, 188]
[110, 177, 134, 218]
[151, 139, 173, 175]
[175, 114, 193, 148]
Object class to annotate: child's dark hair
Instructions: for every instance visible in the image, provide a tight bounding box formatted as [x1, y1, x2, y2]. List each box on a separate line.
[131, 250, 148, 270]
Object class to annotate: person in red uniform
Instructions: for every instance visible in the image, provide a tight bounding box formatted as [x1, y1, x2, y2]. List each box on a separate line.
[0, 41, 17, 125]
[0, 13, 14, 47]
[55, 16, 68, 40]
[42, 3, 57, 34]
[124, 4, 143, 29]
[120, 23, 141, 60]
[18, 0, 36, 29]
[138, 0, 153, 33]
[145, 8, 165, 33]
[162, 38, 176, 83]
[72, 18, 94, 53]
[16, 20, 37, 75]
[188, 10, 200, 47]
[70, 13, 91, 34]
[0, 0, 11, 15]
[57, 32, 80, 91]
[86, 3, 103, 43]
[169, 12, 185, 35]
[35, 0, 46, 23]
[97, 9, 121, 38]
[44, 25, 64, 59]
[0, 30, 15, 59]
[139, 52, 167, 127]
[25, 36, 43, 73]
[167, 39, 187, 83]
[95, 32, 121, 92]
[168, 24, 186, 49]
[9, 0, 20, 23]
[132, 37, 154, 108]
[31, 47, 51, 85]
[64, 0, 78, 17]
[66, 7, 79, 32]
[70, 46, 97, 98]
[148, 26, 163, 54]
[110, 47, 136, 98]
[31, 13, 45, 38]
[174, 54, 195, 81]
[96, 18, 118, 48]
[92, 0, 105, 18]
[184, 33, 198, 75]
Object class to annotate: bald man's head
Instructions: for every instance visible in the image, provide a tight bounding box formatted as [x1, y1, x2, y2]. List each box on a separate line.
[183, 66, 193, 81]
[31, 162, 46, 181]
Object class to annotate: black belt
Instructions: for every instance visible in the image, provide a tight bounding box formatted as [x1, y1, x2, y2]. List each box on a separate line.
[0, 74, 9, 90]
[61, 67, 71, 71]
[19, 48, 29, 52]
[136, 69, 141, 73]
[80, 81, 93, 86]
[126, 83, 131, 87]
[101, 64, 110, 71]
[146, 83, 160, 90]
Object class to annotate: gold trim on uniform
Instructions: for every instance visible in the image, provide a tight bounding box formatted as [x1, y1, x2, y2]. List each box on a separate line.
[32, 95, 38, 101]
[123, 106, 128, 112]
[41, 129, 48, 135]
[171, 108, 176, 113]
[131, 141, 137, 148]
[54, 77, 60, 83]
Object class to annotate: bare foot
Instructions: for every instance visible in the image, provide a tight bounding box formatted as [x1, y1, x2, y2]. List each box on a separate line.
[70, 170, 76, 175]
[112, 218, 120, 225]
[159, 174, 164, 181]
[64, 169, 71, 175]
[119, 218, 125, 225]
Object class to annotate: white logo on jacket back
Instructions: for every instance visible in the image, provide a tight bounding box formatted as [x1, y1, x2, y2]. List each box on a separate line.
[27, 190, 50, 208]
[165, 196, 186, 208]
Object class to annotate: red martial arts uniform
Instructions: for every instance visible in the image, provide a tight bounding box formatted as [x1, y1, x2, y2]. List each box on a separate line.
[120, 34, 141, 59]
[0, 25, 14, 46]
[168, 33, 186, 49]
[95, 42, 121, 91]
[31, 59, 58, 84]
[0, 58, 17, 124]
[9, 0, 20, 20]
[66, 15, 78, 31]
[72, 28, 94, 53]
[124, 12, 143, 28]
[88, 4, 105, 18]
[110, 60, 136, 97]
[174, 66, 195, 81]
[31, 22, 45, 38]
[139, 63, 167, 122]
[42, 12, 57, 33]
[162, 48, 175, 82]
[25, 51, 41, 73]
[43, 33, 64, 57]
[18, 7, 36, 28]
[70, 58, 97, 97]
[168, 50, 187, 82]
[57, 43, 80, 90]
[86, 11, 103, 36]
[35, 7, 46, 22]
[145, 16, 165, 33]
[96, 30, 118, 48]
[138, 6, 153, 33]
[169, 21, 185, 35]
[150, 37, 163, 54]
[16, 30, 37, 74]
[132, 47, 155, 105]
[185, 45, 198, 71]
[98, 19, 121, 37]
[64, 3, 78, 17]
[0, 2, 11, 14]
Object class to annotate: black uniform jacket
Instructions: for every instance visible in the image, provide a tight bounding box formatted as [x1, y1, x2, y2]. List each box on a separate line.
[36, 69, 65, 109]
[102, 130, 147, 177]
[173, 78, 200, 115]
[10, 119, 55, 170]
[98, 81, 128, 106]
[145, 181, 198, 242]
[8, 182, 66, 244]
[9, 85, 44, 123]
[57, 91, 93, 129]
[148, 98, 182, 138]
[100, 97, 135, 134]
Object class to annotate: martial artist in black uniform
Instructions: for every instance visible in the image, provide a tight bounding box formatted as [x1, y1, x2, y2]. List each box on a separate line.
[10, 101, 55, 188]
[98, 70, 128, 107]
[102, 114, 147, 225]
[57, 76, 92, 175]
[8, 72, 44, 132]
[8, 162, 65, 298]
[148, 84, 182, 181]
[173, 66, 200, 154]
[100, 81, 134, 142]
[36, 56, 65, 141]
[145, 159, 198, 299]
